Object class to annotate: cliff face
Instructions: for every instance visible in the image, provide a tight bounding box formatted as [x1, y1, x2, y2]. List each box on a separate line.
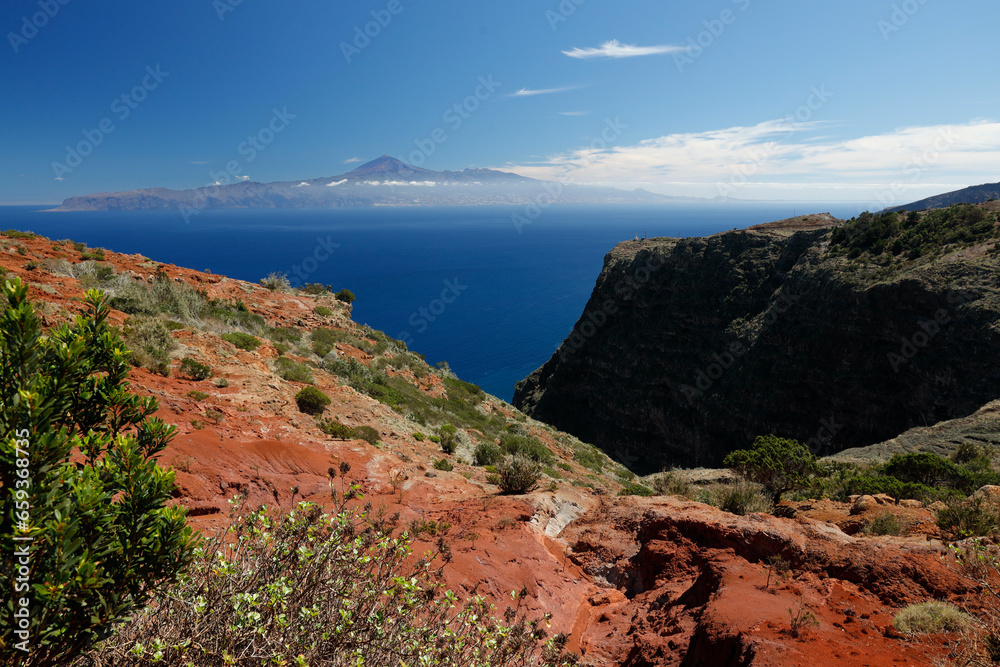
[514, 213, 1000, 472]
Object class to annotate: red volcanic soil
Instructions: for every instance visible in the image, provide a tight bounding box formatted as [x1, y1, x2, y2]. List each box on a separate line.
[1, 231, 983, 666]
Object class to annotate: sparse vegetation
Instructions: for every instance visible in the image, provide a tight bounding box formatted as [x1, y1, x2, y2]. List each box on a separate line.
[335, 288, 356, 304]
[438, 423, 458, 454]
[433, 458, 454, 472]
[862, 512, 906, 536]
[259, 271, 290, 292]
[652, 471, 693, 497]
[893, 601, 973, 635]
[123, 316, 176, 376]
[186, 390, 210, 401]
[220, 331, 261, 351]
[274, 356, 315, 384]
[315, 305, 332, 316]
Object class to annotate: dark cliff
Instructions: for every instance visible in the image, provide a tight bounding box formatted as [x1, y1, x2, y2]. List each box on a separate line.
[514, 210, 1000, 473]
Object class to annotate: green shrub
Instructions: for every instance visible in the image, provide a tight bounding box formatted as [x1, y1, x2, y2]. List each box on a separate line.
[429, 435, 441, 444]
[938, 498, 1000, 538]
[259, 272, 290, 292]
[652, 471, 693, 497]
[496, 454, 542, 495]
[413, 432, 425, 441]
[696, 481, 774, 515]
[438, 424, 458, 454]
[215, 378, 229, 388]
[0, 279, 196, 665]
[122, 316, 176, 376]
[500, 435, 553, 465]
[302, 283, 331, 295]
[475, 442, 503, 466]
[295, 387, 330, 415]
[315, 305, 333, 317]
[317, 418, 355, 439]
[723, 435, 819, 502]
[179, 357, 212, 380]
[352, 425, 380, 446]
[573, 446, 605, 473]
[267, 326, 302, 345]
[433, 458, 454, 472]
[893, 601, 974, 635]
[862, 512, 906, 536]
[84, 502, 576, 666]
[274, 357, 315, 384]
[335, 288, 356, 304]
[618, 481, 655, 497]
[79, 247, 106, 261]
[186, 390, 209, 401]
[2, 229, 36, 239]
[220, 332, 261, 352]
[841, 474, 942, 502]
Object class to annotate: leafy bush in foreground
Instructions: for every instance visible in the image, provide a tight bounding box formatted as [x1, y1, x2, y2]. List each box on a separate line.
[0, 280, 196, 666]
[893, 601, 973, 635]
[80, 500, 577, 666]
[723, 435, 819, 502]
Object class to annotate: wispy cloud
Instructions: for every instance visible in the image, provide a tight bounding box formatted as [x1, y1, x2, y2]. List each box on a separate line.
[343, 157, 362, 164]
[499, 119, 1000, 203]
[189, 160, 210, 165]
[326, 179, 347, 187]
[511, 85, 580, 97]
[559, 111, 590, 116]
[563, 39, 689, 60]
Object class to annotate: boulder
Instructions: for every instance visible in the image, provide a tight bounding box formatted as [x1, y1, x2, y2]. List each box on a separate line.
[928, 501, 949, 512]
[872, 494, 896, 505]
[970, 485, 1000, 506]
[898, 499, 922, 508]
[851, 495, 879, 515]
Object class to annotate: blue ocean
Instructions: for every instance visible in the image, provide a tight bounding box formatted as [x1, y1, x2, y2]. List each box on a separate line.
[0, 203, 867, 400]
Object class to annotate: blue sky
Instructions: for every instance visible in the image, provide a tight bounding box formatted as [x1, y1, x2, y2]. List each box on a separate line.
[3, 0, 999, 204]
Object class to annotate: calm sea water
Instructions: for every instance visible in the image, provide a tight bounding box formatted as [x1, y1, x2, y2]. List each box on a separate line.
[0, 203, 867, 400]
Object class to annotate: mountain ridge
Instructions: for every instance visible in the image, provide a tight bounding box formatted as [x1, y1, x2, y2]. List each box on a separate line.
[48, 156, 682, 212]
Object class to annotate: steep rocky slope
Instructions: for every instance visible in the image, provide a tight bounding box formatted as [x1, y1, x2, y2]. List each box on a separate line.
[0, 228, 986, 666]
[514, 208, 1000, 472]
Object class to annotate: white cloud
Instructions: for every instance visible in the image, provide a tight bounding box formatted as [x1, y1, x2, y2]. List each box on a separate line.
[237, 175, 250, 182]
[363, 180, 438, 187]
[559, 111, 590, 116]
[499, 119, 1000, 203]
[563, 39, 689, 60]
[512, 86, 580, 97]
[294, 182, 311, 187]
[326, 179, 347, 187]
[189, 160, 210, 165]
[343, 157, 362, 163]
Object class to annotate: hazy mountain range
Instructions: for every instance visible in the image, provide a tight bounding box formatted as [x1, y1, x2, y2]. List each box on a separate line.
[48, 156, 695, 212]
[887, 181, 1000, 212]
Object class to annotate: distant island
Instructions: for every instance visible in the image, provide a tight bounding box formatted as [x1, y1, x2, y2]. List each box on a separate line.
[48, 156, 701, 214]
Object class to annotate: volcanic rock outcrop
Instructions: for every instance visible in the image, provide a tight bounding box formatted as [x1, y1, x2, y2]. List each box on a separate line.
[514, 210, 1000, 471]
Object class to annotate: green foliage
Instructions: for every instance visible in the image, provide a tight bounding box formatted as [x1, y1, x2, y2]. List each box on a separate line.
[274, 357, 315, 384]
[500, 435, 554, 465]
[496, 454, 542, 495]
[438, 424, 458, 454]
[652, 471, 693, 497]
[82, 502, 577, 666]
[79, 248, 106, 261]
[314, 305, 332, 317]
[841, 474, 943, 502]
[259, 272, 290, 292]
[695, 480, 775, 515]
[220, 332, 260, 352]
[573, 446, 605, 473]
[122, 316, 176, 376]
[2, 229, 36, 239]
[335, 288, 355, 304]
[186, 391, 209, 401]
[294, 387, 330, 415]
[862, 512, 906, 536]
[178, 357, 212, 381]
[893, 601, 974, 635]
[938, 497, 1000, 538]
[412, 432, 425, 441]
[266, 326, 301, 345]
[302, 283, 332, 295]
[433, 458, 454, 472]
[352, 425, 380, 447]
[317, 418, 354, 439]
[723, 435, 819, 502]
[0, 279, 196, 665]
[829, 204, 1000, 261]
[618, 481, 655, 497]
[474, 442, 503, 467]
